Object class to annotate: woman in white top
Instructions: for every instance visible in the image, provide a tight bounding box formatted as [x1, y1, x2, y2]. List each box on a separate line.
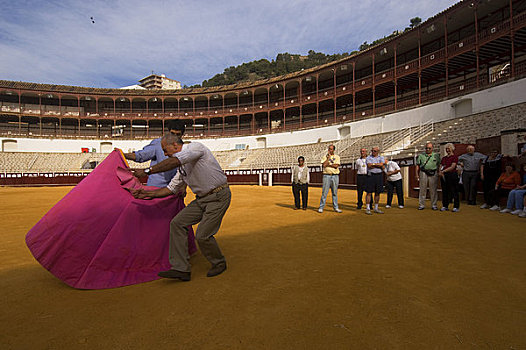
[384, 158, 404, 208]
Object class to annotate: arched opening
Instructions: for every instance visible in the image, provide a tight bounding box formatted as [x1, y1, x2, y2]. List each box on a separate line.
[20, 93, 40, 115]
[132, 119, 148, 138]
[100, 142, 113, 153]
[132, 98, 147, 115]
[254, 88, 268, 107]
[148, 97, 162, 113]
[269, 84, 283, 105]
[98, 97, 114, 117]
[239, 114, 253, 134]
[2, 139, 18, 152]
[254, 112, 268, 133]
[301, 76, 317, 97]
[239, 90, 252, 108]
[80, 118, 97, 137]
[210, 94, 223, 110]
[61, 118, 79, 137]
[192, 118, 208, 137]
[224, 93, 237, 110]
[0, 90, 19, 112]
[209, 116, 223, 136]
[318, 70, 334, 93]
[180, 97, 193, 114]
[285, 81, 299, 100]
[41, 117, 60, 137]
[80, 96, 96, 116]
[0, 114, 20, 135]
[355, 89, 373, 119]
[164, 98, 178, 114]
[336, 94, 353, 122]
[114, 119, 131, 138]
[224, 115, 238, 135]
[319, 99, 335, 124]
[115, 97, 131, 114]
[61, 95, 79, 116]
[195, 96, 208, 113]
[270, 110, 284, 131]
[148, 119, 163, 138]
[98, 119, 114, 138]
[336, 64, 352, 86]
[301, 103, 317, 128]
[285, 107, 300, 130]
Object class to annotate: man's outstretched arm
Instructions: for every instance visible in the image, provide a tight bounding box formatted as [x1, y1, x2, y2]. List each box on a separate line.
[132, 156, 181, 178]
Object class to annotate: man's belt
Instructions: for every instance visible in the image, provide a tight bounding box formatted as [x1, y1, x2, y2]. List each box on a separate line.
[198, 183, 229, 199]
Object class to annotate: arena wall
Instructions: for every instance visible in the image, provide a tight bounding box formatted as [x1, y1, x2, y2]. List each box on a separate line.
[2, 77, 526, 154]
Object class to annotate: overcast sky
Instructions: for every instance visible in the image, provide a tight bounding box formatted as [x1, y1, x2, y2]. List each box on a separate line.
[0, 0, 458, 88]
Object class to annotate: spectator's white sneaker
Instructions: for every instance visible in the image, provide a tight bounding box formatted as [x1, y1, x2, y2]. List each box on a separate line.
[511, 209, 522, 215]
[385, 205, 391, 209]
[452, 208, 459, 212]
[418, 206, 425, 210]
[374, 208, 384, 214]
[489, 205, 500, 211]
[440, 207, 448, 211]
[317, 208, 323, 213]
[432, 206, 439, 211]
[334, 208, 342, 213]
[500, 208, 512, 213]
[398, 205, 404, 209]
[519, 211, 526, 218]
[480, 203, 489, 209]
[365, 209, 373, 215]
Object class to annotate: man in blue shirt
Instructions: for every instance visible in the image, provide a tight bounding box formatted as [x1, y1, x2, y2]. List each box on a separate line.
[124, 120, 185, 188]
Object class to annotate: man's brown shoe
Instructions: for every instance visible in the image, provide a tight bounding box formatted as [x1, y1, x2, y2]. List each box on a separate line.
[207, 263, 227, 277]
[158, 269, 191, 281]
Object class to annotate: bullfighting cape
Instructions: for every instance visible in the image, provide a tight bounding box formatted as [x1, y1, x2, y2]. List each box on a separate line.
[25, 150, 196, 289]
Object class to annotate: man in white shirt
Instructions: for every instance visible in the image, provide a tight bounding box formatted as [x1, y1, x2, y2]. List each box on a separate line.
[354, 148, 368, 209]
[131, 134, 230, 281]
[291, 156, 310, 210]
[384, 158, 404, 208]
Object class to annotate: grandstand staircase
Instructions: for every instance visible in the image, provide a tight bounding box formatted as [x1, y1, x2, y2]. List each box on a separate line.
[382, 121, 434, 157]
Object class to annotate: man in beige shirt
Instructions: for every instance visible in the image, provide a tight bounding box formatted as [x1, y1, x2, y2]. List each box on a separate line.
[318, 144, 342, 213]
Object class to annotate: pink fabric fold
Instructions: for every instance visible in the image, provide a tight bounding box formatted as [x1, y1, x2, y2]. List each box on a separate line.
[25, 150, 196, 289]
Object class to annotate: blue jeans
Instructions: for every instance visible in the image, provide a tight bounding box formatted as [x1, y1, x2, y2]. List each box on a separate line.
[506, 189, 526, 209]
[319, 174, 339, 210]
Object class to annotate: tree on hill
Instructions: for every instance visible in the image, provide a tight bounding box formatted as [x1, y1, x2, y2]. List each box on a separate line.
[195, 16, 422, 88]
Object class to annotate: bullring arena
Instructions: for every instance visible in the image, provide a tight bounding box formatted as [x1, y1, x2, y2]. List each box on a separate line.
[1, 0, 526, 349]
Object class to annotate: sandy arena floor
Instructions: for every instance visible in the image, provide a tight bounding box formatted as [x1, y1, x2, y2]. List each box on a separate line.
[1, 185, 525, 349]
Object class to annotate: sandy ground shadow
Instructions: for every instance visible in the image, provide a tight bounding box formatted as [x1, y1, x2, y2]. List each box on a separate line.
[0, 185, 525, 349]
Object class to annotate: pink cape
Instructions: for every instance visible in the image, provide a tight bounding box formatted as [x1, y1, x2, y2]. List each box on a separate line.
[25, 150, 196, 289]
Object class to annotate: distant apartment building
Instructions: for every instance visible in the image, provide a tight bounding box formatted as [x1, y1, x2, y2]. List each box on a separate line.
[138, 74, 182, 90]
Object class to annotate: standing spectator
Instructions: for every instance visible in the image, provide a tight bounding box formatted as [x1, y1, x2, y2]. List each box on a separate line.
[385, 157, 404, 209]
[124, 120, 185, 187]
[291, 156, 310, 210]
[458, 145, 485, 205]
[416, 142, 441, 210]
[354, 148, 368, 209]
[488, 164, 521, 211]
[439, 143, 460, 212]
[365, 146, 385, 215]
[479, 150, 503, 209]
[318, 145, 342, 213]
[500, 163, 526, 215]
[519, 194, 526, 218]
